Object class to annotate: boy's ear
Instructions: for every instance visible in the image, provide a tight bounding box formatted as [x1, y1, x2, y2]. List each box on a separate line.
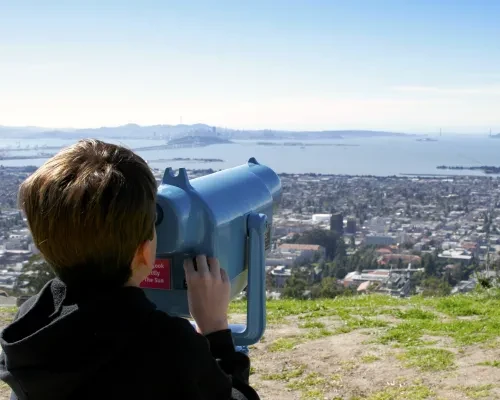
[131, 240, 153, 271]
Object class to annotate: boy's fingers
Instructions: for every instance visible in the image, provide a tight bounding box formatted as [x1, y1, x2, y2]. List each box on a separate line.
[220, 268, 229, 283]
[183, 258, 195, 277]
[208, 257, 220, 278]
[196, 255, 209, 275]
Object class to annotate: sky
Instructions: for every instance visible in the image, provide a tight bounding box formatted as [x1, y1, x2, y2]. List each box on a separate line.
[1, 0, 500, 134]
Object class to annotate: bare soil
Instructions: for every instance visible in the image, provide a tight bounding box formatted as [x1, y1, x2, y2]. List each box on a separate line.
[247, 317, 500, 400]
[1, 309, 499, 399]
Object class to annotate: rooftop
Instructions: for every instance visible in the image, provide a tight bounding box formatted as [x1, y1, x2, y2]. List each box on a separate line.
[278, 243, 323, 251]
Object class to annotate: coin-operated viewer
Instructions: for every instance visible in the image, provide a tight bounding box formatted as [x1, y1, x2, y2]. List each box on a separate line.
[140, 157, 282, 347]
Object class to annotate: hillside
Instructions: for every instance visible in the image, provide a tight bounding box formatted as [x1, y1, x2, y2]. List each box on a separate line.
[228, 290, 500, 400]
[2, 290, 499, 399]
[0, 124, 410, 140]
[166, 135, 232, 147]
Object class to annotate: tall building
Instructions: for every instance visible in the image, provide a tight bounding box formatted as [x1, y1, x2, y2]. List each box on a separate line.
[346, 217, 357, 235]
[330, 212, 343, 235]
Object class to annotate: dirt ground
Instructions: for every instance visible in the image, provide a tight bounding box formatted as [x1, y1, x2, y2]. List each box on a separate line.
[246, 315, 500, 400]
[1, 304, 500, 399]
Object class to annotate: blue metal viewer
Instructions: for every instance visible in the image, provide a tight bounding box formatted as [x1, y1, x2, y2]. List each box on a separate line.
[141, 158, 282, 347]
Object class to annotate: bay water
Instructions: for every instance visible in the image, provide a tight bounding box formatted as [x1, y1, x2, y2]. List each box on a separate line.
[0, 136, 498, 177]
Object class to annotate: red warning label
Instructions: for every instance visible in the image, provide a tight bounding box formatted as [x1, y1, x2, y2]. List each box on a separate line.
[140, 259, 171, 290]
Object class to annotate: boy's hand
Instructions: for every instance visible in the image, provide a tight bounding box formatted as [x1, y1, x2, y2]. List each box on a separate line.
[183, 255, 230, 335]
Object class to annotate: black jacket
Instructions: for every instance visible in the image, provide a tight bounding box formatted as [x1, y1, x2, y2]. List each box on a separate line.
[0, 279, 259, 400]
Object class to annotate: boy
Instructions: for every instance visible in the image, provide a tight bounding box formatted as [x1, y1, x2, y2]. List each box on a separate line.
[0, 139, 260, 400]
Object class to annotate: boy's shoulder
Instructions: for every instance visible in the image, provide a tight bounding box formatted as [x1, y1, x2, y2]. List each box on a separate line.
[14, 293, 40, 320]
[147, 309, 198, 340]
[148, 309, 194, 332]
[138, 309, 211, 363]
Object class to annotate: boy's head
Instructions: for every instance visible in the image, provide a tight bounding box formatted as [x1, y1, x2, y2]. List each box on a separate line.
[18, 139, 158, 290]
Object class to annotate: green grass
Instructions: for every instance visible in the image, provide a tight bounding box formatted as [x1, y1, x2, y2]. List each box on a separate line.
[267, 327, 334, 351]
[286, 372, 329, 399]
[345, 316, 389, 329]
[378, 316, 500, 347]
[361, 354, 381, 363]
[286, 372, 326, 390]
[340, 360, 358, 372]
[264, 368, 346, 399]
[377, 320, 430, 347]
[268, 337, 303, 352]
[233, 290, 500, 399]
[231, 294, 403, 323]
[478, 360, 500, 367]
[235, 289, 500, 358]
[1, 306, 17, 315]
[232, 289, 500, 318]
[397, 348, 455, 372]
[261, 363, 306, 381]
[299, 321, 325, 329]
[459, 384, 494, 399]
[0, 307, 17, 324]
[393, 308, 437, 320]
[365, 382, 434, 400]
[303, 328, 333, 340]
[373, 291, 500, 348]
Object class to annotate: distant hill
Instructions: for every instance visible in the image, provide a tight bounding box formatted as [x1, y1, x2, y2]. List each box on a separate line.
[0, 126, 48, 136]
[166, 135, 231, 147]
[0, 123, 410, 140]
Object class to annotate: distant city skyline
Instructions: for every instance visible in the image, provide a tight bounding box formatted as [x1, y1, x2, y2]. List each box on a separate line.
[1, 0, 500, 134]
[0, 122, 497, 137]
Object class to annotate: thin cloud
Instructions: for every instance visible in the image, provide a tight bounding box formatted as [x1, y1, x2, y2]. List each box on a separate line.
[392, 85, 500, 95]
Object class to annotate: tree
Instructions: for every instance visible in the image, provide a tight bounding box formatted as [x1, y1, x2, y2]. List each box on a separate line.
[317, 277, 342, 298]
[282, 273, 308, 299]
[325, 261, 338, 278]
[409, 271, 425, 294]
[335, 265, 347, 280]
[462, 263, 477, 281]
[420, 277, 451, 297]
[15, 254, 56, 295]
[312, 251, 322, 263]
[422, 254, 438, 277]
[402, 242, 414, 250]
[335, 239, 347, 263]
[448, 265, 463, 286]
[266, 272, 276, 291]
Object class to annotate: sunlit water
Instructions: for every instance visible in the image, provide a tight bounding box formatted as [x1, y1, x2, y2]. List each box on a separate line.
[0, 136, 498, 177]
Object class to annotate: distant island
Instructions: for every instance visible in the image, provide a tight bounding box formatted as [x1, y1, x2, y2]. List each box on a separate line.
[146, 157, 223, 163]
[255, 142, 360, 147]
[127, 136, 232, 152]
[437, 165, 500, 174]
[0, 152, 54, 161]
[0, 123, 411, 141]
[0, 137, 231, 161]
[165, 135, 232, 148]
[416, 138, 438, 142]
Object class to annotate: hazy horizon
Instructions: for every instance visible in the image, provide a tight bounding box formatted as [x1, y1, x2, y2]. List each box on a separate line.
[1, 0, 500, 134]
[0, 122, 495, 137]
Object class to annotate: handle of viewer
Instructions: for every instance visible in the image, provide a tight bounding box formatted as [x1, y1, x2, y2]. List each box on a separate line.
[232, 212, 267, 346]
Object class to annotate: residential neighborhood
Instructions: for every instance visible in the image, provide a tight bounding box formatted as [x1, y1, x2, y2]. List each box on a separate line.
[266, 172, 500, 298]
[0, 166, 498, 299]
